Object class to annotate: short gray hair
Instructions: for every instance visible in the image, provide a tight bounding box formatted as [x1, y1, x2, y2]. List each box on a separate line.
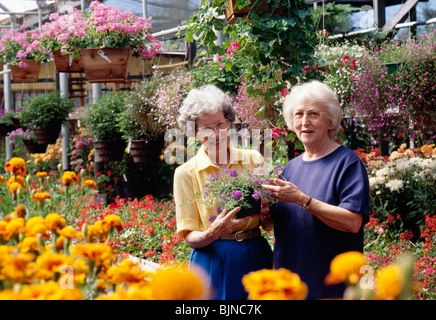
[283, 80, 342, 139]
[177, 84, 236, 134]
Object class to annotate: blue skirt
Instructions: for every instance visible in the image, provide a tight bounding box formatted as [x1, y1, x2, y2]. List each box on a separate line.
[189, 236, 273, 300]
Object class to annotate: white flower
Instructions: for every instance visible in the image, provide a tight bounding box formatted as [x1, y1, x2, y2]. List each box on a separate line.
[385, 179, 404, 192]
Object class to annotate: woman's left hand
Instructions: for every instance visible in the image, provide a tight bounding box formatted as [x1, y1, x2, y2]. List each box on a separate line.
[262, 178, 308, 205]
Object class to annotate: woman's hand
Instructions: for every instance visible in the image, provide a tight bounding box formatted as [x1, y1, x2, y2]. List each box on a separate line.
[260, 197, 273, 232]
[262, 178, 308, 206]
[184, 207, 252, 249]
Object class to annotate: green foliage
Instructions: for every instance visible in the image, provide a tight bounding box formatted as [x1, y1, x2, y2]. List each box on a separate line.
[83, 91, 126, 141]
[18, 91, 73, 129]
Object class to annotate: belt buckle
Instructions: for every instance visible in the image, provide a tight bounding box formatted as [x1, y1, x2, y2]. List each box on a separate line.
[234, 230, 245, 242]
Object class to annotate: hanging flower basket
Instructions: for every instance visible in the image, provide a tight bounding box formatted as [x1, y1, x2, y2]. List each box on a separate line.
[224, 0, 268, 24]
[93, 140, 126, 162]
[10, 59, 41, 82]
[52, 50, 84, 73]
[23, 140, 48, 154]
[79, 47, 132, 83]
[128, 140, 163, 163]
[32, 127, 61, 145]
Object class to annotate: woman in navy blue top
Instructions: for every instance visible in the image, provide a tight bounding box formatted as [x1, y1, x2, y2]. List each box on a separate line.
[263, 80, 369, 300]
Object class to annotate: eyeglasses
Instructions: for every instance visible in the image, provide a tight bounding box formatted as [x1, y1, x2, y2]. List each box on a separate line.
[293, 110, 327, 122]
[197, 119, 230, 136]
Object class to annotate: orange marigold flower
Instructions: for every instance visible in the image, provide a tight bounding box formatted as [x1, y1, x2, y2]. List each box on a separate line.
[82, 179, 97, 189]
[70, 243, 115, 269]
[15, 204, 27, 218]
[374, 264, 405, 300]
[61, 171, 78, 186]
[35, 171, 48, 178]
[31, 192, 51, 202]
[0, 175, 4, 184]
[18, 236, 40, 253]
[45, 213, 66, 231]
[14, 281, 83, 300]
[102, 214, 123, 233]
[7, 175, 25, 188]
[242, 268, 308, 300]
[325, 251, 366, 285]
[105, 259, 150, 285]
[8, 182, 23, 195]
[4, 157, 26, 175]
[4, 217, 26, 241]
[57, 226, 78, 239]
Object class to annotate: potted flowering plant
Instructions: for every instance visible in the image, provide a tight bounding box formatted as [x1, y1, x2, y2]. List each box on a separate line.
[0, 109, 18, 137]
[18, 91, 73, 145]
[41, 1, 161, 81]
[83, 91, 127, 162]
[201, 166, 282, 219]
[7, 128, 48, 154]
[119, 68, 190, 162]
[0, 26, 50, 82]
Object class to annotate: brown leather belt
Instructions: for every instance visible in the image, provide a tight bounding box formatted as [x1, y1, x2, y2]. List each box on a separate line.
[220, 228, 261, 242]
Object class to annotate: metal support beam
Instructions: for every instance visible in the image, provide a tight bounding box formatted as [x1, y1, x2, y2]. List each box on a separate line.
[59, 72, 70, 172]
[373, 0, 386, 29]
[3, 64, 13, 161]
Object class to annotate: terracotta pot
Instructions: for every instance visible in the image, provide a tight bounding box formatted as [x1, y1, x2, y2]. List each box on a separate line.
[33, 127, 61, 145]
[93, 140, 127, 162]
[79, 47, 132, 83]
[10, 59, 41, 82]
[129, 140, 163, 163]
[24, 140, 48, 154]
[52, 50, 84, 73]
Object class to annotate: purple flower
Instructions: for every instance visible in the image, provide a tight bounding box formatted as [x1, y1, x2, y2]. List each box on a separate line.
[209, 215, 217, 223]
[251, 190, 262, 200]
[229, 169, 238, 177]
[232, 190, 243, 200]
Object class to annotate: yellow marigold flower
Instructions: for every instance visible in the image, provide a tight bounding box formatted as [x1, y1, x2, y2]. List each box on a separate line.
[0, 175, 4, 184]
[102, 214, 123, 233]
[4, 217, 26, 241]
[374, 264, 405, 300]
[325, 251, 366, 285]
[15, 204, 26, 218]
[0, 221, 8, 241]
[18, 236, 40, 253]
[0, 252, 34, 282]
[105, 259, 150, 285]
[70, 243, 115, 269]
[26, 216, 45, 231]
[421, 144, 435, 156]
[97, 284, 153, 300]
[16, 281, 83, 300]
[82, 179, 97, 189]
[4, 157, 26, 175]
[7, 175, 25, 188]
[57, 226, 78, 239]
[242, 268, 308, 300]
[33, 251, 72, 280]
[45, 213, 66, 231]
[31, 192, 51, 203]
[8, 181, 23, 195]
[26, 223, 48, 238]
[150, 265, 207, 300]
[36, 171, 48, 178]
[61, 171, 78, 186]
[87, 221, 105, 240]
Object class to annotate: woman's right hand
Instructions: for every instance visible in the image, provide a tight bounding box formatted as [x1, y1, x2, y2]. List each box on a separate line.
[184, 207, 252, 249]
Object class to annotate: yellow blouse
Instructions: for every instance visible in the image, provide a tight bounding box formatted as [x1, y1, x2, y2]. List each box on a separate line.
[174, 145, 264, 238]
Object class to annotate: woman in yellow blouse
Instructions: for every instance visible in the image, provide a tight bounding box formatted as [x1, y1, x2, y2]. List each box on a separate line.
[174, 84, 273, 300]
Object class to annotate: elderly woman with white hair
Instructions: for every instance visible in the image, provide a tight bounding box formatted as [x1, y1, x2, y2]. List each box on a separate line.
[174, 84, 273, 300]
[263, 80, 370, 300]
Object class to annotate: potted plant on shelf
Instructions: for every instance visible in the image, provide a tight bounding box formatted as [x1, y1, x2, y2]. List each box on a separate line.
[119, 68, 190, 163]
[0, 27, 51, 82]
[41, 1, 161, 82]
[18, 91, 73, 145]
[83, 91, 127, 162]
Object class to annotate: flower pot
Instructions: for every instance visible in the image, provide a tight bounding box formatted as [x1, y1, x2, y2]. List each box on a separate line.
[93, 140, 126, 162]
[10, 59, 41, 82]
[384, 62, 402, 74]
[234, 191, 262, 219]
[32, 127, 61, 145]
[128, 140, 163, 163]
[23, 140, 48, 154]
[225, 0, 268, 24]
[52, 50, 84, 73]
[0, 123, 15, 136]
[79, 47, 132, 83]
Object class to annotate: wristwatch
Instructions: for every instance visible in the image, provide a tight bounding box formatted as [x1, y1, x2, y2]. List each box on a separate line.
[302, 196, 312, 210]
